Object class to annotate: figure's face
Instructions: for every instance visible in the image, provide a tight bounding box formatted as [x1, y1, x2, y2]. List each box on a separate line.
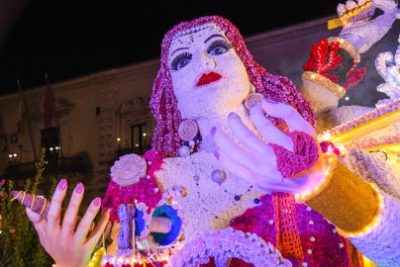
[168, 23, 252, 119]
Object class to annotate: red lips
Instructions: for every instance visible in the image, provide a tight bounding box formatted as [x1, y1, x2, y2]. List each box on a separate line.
[196, 72, 222, 87]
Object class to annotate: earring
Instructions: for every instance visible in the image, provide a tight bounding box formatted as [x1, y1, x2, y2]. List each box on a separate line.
[178, 119, 200, 157]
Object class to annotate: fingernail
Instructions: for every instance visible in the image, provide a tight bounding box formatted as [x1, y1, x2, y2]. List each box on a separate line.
[75, 183, 84, 194]
[228, 112, 237, 119]
[265, 98, 277, 104]
[214, 150, 220, 160]
[93, 197, 102, 206]
[211, 127, 217, 137]
[57, 179, 67, 190]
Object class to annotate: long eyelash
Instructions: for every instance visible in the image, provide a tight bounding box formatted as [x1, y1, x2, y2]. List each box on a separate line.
[171, 52, 192, 71]
[207, 39, 232, 54]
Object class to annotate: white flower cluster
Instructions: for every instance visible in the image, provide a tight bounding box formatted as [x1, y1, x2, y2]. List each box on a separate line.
[168, 228, 291, 267]
[110, 153, 147, 186]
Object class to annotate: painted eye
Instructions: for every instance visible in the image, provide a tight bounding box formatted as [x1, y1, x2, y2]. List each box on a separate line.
[207, 40, 232, 56]
[171, 52, 192, 71]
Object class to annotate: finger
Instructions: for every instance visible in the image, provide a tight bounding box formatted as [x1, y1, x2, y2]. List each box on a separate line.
[214, 150, 256, 184]
[26, 208, 47, 237]
[74, 197, 102, 244]
[260, 99, 315, 135]
[249, 105, 294, 151]
[85, 209, 110, 249]
[227, 112, 271, 156]
[213, 127, 271, 174]
[47, 179, 68, 230]
[26, 206, 43, 224]
[61, 183, 84, 238]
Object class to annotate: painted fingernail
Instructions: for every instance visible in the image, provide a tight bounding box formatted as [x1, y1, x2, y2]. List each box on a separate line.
[211, 127, 217, 137]
[265, 98, 277, 104]
[57, 179, 67, 190]
[75, 183, 84, 194]
[93, 197, 102, 206]
[214, 151, 220, 160]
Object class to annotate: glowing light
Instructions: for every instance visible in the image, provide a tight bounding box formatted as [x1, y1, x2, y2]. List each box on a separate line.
[143, 133, 147, 137]
[49, 147, 54, 151]
[8, 154, 12, 159]
[117, 137, 121, 142]
[13, 153, 17, 158]
[344, 96, 350, 101]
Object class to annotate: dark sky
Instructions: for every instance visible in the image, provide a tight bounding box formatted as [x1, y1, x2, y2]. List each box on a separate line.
[0, 0, 340, 95]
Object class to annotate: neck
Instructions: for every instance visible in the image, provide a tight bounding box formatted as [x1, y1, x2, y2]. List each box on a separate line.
[196, 104, 254, 139]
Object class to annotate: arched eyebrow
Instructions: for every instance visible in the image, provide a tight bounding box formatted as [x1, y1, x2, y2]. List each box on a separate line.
[170, 47, 189, 58]
[204, 33, 225, 43]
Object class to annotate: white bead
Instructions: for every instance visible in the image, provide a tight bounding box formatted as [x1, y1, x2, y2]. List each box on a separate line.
[339, 243, 344, 248]
[308, 220, 314, 225]
[178, 145, 191, 157]
[306, 206, 312, 211]
[154, 188, 159, 192]
[189, 140, 195, 147]
[211, 169, 227, 184]
[146, 175, 151, 179]
[147, 161, 152, 165]
[332, 228, 337, 233]
[268, 219, 274, 225]
[307, 249, 312, 254]
[302, 262, 308, 267]
[310, 236, 316, 242]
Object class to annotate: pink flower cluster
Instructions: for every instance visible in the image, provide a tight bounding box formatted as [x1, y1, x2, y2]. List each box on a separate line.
[271, 131, 319, 178]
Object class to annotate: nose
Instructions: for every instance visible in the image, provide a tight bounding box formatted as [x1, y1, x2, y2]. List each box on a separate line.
[199, 51, 216, 69]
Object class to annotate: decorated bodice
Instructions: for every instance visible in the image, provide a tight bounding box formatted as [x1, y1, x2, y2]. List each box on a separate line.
[155, 150, 265, 241]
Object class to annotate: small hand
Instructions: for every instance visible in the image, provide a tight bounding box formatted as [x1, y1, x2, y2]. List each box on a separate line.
[212, 99, 324, 194]
[25, 179, 110, 267]
[338, 0, 399, 53]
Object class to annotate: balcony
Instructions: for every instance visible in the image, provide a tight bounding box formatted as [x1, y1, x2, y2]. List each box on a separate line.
[2, 152, 93, 180]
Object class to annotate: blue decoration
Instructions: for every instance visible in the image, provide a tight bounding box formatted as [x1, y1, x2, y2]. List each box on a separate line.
[135, 208, 146, 236]
[151, 204, 182, 246]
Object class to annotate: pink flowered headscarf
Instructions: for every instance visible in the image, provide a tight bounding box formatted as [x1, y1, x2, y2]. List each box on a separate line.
[150, 16, 315, 156]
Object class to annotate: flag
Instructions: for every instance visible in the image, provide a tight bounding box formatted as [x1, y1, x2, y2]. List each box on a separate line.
[43, 73, 55, 128]
[17, 79, 28, 135]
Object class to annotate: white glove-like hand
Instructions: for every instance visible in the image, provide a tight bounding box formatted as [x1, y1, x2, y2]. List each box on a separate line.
[338, 0, 399, 53]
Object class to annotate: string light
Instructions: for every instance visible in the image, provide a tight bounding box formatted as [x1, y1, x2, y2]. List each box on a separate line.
[302, 71, 346, 97]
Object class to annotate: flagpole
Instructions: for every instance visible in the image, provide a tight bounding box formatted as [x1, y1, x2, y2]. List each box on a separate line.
[44, 73, 62, 157]
[17, 79, 38, 162]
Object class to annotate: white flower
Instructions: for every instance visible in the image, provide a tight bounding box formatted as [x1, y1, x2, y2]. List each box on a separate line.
[110, 153, 147, 186]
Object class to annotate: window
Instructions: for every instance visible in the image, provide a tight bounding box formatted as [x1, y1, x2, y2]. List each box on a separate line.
[130, 124, 150, 154]
[41, 126, 60, 165]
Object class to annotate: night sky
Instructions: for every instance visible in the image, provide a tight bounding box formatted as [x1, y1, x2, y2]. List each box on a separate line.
[0, 0, 340, 95]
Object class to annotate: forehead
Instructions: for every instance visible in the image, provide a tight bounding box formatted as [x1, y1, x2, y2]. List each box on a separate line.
[169, 23, 226, 52]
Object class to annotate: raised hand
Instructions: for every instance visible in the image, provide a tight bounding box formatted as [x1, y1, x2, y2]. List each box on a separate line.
[338, 0, 399, 53]
[25, 179, 110, 267]
[212, 99, 325, 194]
